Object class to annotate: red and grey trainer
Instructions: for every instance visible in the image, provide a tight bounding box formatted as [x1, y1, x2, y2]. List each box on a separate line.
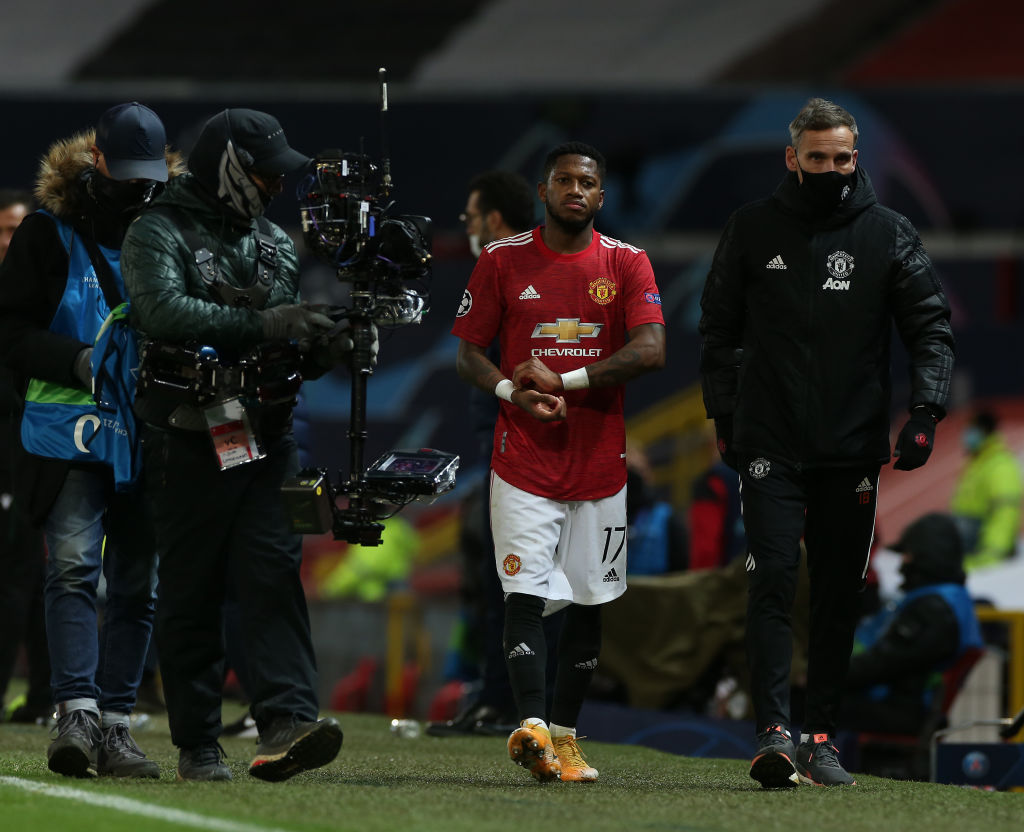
[796, 733, 856, 786]
[552, 734, 598, 782]
[248, 716, 343, 782]
[750, 724, 799, 789]
[507, 722, 561, 782]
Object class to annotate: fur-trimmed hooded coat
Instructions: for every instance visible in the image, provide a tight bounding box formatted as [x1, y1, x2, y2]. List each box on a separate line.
[0, 129, 184, 523]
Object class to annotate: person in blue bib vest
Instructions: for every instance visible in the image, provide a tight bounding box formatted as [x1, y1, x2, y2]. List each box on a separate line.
[0, 102, 182, 777]
[842, 512, 983, 737]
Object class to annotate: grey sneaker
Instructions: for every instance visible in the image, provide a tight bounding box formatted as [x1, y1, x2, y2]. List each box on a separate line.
[248, 717, 343, 782]
[796, 733, 856, 786]
[749, 724, 799, 789]
[98, 723, 160, 778]
[177, 743, 232, 782]
[47, 709, 102, 778]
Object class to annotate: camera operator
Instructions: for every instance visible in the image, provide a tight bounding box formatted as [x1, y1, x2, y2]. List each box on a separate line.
[121, 109, 346, 782]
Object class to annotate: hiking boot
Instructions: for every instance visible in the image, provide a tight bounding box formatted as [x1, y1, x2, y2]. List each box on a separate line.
[552, 734, 598, 782]
[749, 724, 799, 789]
[98, 723, 160, 778]
[507, 722, 561, 782]
[47, 709, 101, 778]
[248, 717, 343, 782]
[796, 733, 856, 786]
[177, 743, 232, 782]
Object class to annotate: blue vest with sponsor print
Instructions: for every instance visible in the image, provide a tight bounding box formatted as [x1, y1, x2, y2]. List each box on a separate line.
[20, 211, 129, 471]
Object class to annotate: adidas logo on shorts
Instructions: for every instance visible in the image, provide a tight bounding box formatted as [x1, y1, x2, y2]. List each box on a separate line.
[602, 568, 620, 583]
[507, 642, 535, 659]
[574, 658, 598, 670]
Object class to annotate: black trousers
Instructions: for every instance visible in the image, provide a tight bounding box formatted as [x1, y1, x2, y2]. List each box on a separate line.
[740, 457, 879, 736]
[142, 426, 319, 748]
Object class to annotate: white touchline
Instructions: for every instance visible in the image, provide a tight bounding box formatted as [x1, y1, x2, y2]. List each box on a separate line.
[0, 777, 294, 832]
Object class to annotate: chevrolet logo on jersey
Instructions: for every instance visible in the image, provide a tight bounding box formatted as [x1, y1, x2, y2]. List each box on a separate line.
[531, 319, 604, 358]
[531, 319, 603, 343]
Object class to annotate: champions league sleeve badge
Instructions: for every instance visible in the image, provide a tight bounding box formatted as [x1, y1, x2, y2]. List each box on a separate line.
[456, 288, 472, 317]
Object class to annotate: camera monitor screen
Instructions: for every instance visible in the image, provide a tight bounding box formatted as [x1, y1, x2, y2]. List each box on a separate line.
[376, 453, 444, 475]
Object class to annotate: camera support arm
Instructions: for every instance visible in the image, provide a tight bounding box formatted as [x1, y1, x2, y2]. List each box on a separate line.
[335, 278, 385, 545]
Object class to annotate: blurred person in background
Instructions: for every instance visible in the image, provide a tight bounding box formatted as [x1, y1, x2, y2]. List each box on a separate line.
[0, 188, 51, 725]
[950, 410, 1022, 571]
[700, 98, 953, 789]
[842, 513, 983, 738]
[453, 142, 666, 782]
[625, 439, 687, 575]
[0, 103, 176, 778]
[0, 189, 31, 262]
[688, 424, 745, 571]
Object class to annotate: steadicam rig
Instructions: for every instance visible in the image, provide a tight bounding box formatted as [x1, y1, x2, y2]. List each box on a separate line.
[283, 68, 457, 546]
[297, 150, 432, 327]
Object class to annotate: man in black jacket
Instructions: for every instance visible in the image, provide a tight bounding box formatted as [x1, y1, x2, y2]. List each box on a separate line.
[121, 109, 345, 782]
[699, 98, 954, 788]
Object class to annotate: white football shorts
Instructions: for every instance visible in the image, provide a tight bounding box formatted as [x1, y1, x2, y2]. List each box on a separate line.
[489, 470, 627, 614]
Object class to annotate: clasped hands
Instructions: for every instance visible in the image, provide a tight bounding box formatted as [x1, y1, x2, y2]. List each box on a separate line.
[508, 357, 568, 422]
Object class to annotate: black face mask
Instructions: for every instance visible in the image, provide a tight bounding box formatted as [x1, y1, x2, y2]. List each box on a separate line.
[797, 166, 853, 216]
[87, 169, 161, 219]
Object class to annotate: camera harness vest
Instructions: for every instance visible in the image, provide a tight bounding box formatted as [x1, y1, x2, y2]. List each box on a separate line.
[148, 203, 277, 309]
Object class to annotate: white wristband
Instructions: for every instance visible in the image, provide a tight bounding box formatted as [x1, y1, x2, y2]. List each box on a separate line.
[560, 367, 590, 391]
[494, 379, 515, 402]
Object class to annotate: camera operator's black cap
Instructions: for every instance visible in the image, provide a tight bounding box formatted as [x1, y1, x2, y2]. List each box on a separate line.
[195, 109, 309, 176]
[95, 101, 169, 182]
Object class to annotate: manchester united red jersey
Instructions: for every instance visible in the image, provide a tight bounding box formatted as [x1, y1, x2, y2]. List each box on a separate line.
[452, 227, 664, 500]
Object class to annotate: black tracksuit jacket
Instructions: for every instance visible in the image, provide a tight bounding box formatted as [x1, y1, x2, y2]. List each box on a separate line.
[699, 167, 954, 469]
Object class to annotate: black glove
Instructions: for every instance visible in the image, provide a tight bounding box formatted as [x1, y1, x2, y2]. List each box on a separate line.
[893, 406, 937, 470]
[73, 347, 93, 390]
[259, 303, 334, 340]
[714, 416, 738, 471]
[312, 323, 379, 369]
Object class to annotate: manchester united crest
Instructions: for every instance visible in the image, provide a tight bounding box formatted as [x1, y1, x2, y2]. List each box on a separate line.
[748, 458, 771, 479]
[588, 277, 617, 305]
[826, 250, 855, 279]
[502, 554, 522, 576]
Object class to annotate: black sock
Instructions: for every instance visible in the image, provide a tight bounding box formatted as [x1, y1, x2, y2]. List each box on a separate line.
[503, 593, 547, 721]
[550, 603, 602, 728]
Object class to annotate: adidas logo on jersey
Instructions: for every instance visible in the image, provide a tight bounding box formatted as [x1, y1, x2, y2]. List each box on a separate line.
[746, 553, 756, 572]
[855, 477, 874, 493]
[507, 642, 535, 659]
[602, 568, 620, 583]
[574, 658, 599, 670]
[766, 255, 787, 270]
[519, 284, 541, 300]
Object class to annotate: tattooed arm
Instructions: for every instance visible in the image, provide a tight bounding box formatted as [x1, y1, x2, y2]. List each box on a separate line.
[456, 338, 566, 422]
[512, 323, 666, 392]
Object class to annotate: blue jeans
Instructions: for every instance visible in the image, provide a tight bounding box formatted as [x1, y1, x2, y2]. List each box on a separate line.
[44, 466, 157, 713]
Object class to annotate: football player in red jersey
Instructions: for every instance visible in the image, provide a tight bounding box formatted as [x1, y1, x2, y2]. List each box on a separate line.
[452, 142, 665, 782]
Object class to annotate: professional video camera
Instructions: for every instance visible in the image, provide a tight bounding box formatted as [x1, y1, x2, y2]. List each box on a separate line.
[282, 69, 459, 546]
